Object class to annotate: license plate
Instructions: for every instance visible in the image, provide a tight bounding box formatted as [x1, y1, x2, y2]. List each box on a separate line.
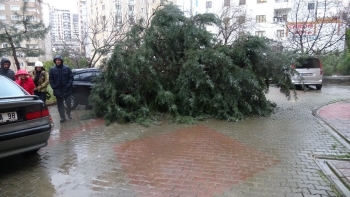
[0, 112, 18, 123]
[300, 73, 313, 76]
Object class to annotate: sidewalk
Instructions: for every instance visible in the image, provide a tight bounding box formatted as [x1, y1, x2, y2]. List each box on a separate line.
[317, 101, 350, 194]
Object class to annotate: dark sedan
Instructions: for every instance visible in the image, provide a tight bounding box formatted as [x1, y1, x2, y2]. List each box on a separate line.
[0, 75, 51, 158]
[65, 68, 100, 110]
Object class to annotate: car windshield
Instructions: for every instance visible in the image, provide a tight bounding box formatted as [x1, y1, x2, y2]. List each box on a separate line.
[296, 58, 320, 69]
[0, 77, 27, 98]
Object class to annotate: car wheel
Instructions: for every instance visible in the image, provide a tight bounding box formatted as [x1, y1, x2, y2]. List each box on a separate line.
[64, 95, 79, 110]
[295, 85, 302, 90]
[316, 84, 322, 90]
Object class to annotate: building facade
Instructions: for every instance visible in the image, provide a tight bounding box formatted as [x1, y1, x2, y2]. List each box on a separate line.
[179, 0, 348, 53]
[84, 0, 177, 67]
[0, 0, 48, 71]
[49, 8, 80, 53]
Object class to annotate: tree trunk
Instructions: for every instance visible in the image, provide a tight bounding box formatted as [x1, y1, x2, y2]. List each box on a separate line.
[8, 37, 20, 71]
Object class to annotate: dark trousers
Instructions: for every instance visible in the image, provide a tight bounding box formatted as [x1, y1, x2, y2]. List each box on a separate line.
[56, 95, 71, 119]
[34, 90, 46, 104]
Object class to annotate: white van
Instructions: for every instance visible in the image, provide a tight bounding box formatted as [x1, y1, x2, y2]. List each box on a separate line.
[291, 57, 323, 90]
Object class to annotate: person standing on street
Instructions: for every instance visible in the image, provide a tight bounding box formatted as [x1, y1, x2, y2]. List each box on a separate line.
[0, 57, 15, 80]
[49, 55, 73, 123]
[31, 61, 49, 103]
[15, 69, 35, 95]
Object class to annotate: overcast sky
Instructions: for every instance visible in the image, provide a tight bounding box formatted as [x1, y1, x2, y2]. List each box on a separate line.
[45, 0, 78, 12]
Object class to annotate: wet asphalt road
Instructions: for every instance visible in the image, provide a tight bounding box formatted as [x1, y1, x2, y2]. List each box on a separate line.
[0, 85, 350, 197]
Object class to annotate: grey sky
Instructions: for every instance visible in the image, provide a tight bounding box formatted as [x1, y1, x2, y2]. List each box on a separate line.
[45, 0, 78, 11]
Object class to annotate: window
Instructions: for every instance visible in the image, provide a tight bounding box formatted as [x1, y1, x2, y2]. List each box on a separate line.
[224, 0, 230, 6]
[308, 3, 315, 10]
[25, 16, 36, 21]
[0, 4, 5, 10]
[115, 15, 122, 23]
[257, 0, 267, 3]
[206, 1, 212, 8]
[277, 30, 285, 37]
[74, 72, 94, 81]
[129, 16, 134, 24]
[239, 0, 246, 5]
[2, 43, 8, 48]
[10, 5, 20, 10]
[129, 5, 134, 12]
[141, 8, 144, 13]
[255, 31, 265, 37]
[0, 14, 6, 20]
[11, 15, 20, 20]
[102, 5, 105, 10]
[116, 4, 121, 10]
[238, 16, 245, 24]
[152, 0, 155, 3]
[256, 15, 266, 23]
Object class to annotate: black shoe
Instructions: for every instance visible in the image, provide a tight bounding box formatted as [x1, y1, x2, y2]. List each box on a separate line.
[60, 118, 66, 123]
[67, 114, 72, 119]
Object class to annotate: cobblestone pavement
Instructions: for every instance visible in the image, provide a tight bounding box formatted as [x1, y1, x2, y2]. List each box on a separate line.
[317, 101, 350, 196]
[0, 85, 350, 197]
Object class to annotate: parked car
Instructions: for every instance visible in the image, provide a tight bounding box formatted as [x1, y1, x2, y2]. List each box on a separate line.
[0, 75, 51, 158]
[291, 57, 323, 90]
[64, 68, 100, 110]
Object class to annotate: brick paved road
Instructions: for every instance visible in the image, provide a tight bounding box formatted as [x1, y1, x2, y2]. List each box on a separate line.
[0, 85, 350, 197]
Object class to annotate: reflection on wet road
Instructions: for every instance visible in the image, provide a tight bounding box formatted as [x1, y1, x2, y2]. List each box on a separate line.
[0, 85, 349, 197]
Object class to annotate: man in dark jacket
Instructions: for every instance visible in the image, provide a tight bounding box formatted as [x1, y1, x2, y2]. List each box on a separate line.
[49, 55, 73, 122]
[0, 58, 15, 80]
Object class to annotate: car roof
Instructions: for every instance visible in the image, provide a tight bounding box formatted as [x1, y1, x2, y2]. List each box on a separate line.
[72, 68, 100, 74]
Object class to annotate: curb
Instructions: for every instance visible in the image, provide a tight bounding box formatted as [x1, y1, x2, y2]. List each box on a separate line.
[313, 101, 350, 196]
[316, 159, 350, 197]
[327, 161, 350, 191]
[313, 100, 350, 146]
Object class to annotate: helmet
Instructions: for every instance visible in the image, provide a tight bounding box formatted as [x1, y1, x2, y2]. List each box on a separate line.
[35, 61, 44, 67]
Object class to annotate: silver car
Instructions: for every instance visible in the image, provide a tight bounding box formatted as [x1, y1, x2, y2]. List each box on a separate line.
[291, 57, 323, 90]
[0, 76, 51, 158]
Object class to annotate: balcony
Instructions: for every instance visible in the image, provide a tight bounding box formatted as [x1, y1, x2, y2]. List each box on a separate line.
[274, 0, 292, 9]
[273, 16, 287, 23]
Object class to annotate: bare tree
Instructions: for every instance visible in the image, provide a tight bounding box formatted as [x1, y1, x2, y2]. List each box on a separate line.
[282, 0, 346, 54]
[55, 11, 129, 68]
[215, 6, 255, 45]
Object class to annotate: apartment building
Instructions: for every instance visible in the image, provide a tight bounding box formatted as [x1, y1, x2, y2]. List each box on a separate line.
[78, 0, 88, 55]
[0, 0, 47, 71]
[181, 0, 347, 52]
[49, 8, 80, 53]
[84, 0, 177, 66]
